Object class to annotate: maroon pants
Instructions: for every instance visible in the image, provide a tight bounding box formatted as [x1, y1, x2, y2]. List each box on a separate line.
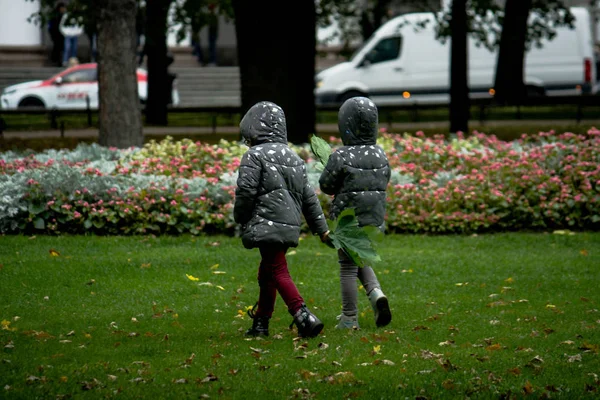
[255, 246, 304, 318]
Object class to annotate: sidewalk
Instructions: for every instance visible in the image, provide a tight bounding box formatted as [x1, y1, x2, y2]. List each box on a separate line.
[2, 119, 599, 140]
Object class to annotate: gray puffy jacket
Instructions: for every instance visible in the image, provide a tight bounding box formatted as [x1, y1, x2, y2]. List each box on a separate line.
[319, 97, 391, 229]
[234, 101, 328, 249]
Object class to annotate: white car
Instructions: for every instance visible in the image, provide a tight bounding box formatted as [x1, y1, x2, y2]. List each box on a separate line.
[0, 63, 180, 110]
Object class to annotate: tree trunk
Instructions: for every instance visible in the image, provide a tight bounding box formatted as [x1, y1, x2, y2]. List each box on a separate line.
[449, 0, 469, 134]
[97, 0, 143, 148]
[232, 0, 316, 144]
[493, 0, 532, 105]
[145, 0, 173, 126]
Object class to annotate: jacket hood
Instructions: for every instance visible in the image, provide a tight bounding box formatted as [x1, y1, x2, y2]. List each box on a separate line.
[240, 101, 287, 145]
[338, 97, 378, 145]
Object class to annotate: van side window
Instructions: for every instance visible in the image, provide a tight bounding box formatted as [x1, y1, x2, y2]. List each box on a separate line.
[365, 36, 402, 65]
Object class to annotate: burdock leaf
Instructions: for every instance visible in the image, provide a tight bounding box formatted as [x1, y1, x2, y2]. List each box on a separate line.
[328, 208, 382, 267]
[310, 135, 332, 167]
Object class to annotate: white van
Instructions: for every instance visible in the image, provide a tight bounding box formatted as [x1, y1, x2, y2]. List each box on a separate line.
[315, 7, 598, 106]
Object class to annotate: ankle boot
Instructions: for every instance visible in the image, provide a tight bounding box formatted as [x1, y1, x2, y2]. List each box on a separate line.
[336, 313, 360, 329]
[245, 302, 269, 337]
[245, 316, 270, 337]
[368, 288, 392, 327]
[291, 304, 324, 338]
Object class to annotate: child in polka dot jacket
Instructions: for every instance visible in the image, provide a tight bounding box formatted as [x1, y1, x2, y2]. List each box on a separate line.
[319, 96, 392, 330]
[234, 101, 330, 339]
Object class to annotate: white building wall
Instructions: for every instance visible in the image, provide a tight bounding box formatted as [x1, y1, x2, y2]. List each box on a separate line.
[0, 0, 42, 46]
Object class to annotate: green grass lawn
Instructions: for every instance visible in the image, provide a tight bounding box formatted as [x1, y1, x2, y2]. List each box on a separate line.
[1, 232, 599, 399]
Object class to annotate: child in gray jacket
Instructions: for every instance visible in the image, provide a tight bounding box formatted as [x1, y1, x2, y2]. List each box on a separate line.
[235, 101, 329, 338]
[319, 96, 392, 329]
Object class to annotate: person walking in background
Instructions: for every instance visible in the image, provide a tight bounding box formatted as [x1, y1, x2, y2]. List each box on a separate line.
[190, 7, 206, 65]
[59, 8, 84, 66]
[48, 2, 66, 67]
[319, 96, 392, 330]
[136, 3, 146, 66]
[189, 0, 219, 66]
[234, 101, 330, 339]
[205, 1, 219, 66]
[84, 5, 98, 63]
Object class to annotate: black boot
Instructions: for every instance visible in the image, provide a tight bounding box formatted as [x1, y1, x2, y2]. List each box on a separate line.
[245, 302, 269, 337]
[245, 316, 270, 337]
[291, 304, 324, 338]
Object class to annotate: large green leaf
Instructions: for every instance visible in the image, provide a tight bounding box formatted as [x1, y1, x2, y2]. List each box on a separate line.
[310, 134, 332, 167]
[327, 208, 382, 268]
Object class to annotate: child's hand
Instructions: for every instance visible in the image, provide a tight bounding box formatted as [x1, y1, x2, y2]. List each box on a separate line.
[320, 230, 335, 249]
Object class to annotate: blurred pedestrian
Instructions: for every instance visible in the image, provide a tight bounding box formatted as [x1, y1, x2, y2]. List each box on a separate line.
[59, 9, 84, 67]
[205, 1, 219, 66]
[190, 1, 219, 66]
[48, 2, 66, 67]
[136, 3, 146, 66]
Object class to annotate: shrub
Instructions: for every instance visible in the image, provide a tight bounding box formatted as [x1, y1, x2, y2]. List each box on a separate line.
[1, 129, 599, 235]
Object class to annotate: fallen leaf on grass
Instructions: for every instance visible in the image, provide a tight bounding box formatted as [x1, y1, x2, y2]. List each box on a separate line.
[486, 343, 502, 351]
[420, 350, 443, 359]
[413, 325, 430, 331]
[49, 249, 60, 257]
[186, 274, 199, 281]
[579, 343, 599, 353]
[374, 359, 395, 366]
[1, 320, 16, 332]
[442, 379, 455, 390]
[566, 354, 582, 362]
[523, 381, 534, 394]
[198, 373, 218, 383]
[436, 358, 457, 371]
[250, 347, 268, 354]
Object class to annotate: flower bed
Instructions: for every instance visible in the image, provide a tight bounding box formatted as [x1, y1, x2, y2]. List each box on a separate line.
[1, 130, 599, 235]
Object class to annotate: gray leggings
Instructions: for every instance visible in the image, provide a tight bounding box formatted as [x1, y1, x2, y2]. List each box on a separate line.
[338, 249, 380, 317]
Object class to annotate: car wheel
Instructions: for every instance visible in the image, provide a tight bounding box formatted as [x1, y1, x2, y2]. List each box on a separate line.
[338, 90, 368, 105]
[18, 97, 45, 109]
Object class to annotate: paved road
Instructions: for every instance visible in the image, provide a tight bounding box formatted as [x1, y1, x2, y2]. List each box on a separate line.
[2, 119, 599, 140]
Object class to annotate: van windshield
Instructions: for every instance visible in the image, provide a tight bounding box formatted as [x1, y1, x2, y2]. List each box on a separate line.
[359, 35, 402, 65]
